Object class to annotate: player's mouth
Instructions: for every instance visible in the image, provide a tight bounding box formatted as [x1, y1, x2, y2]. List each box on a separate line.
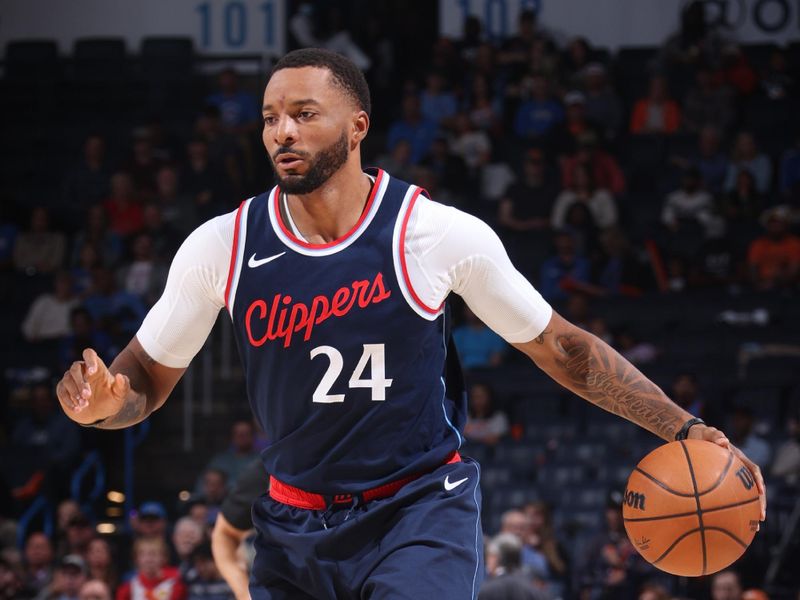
[276, 154, 305, 170]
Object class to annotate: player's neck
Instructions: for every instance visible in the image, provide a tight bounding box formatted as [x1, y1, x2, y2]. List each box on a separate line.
[284, 161, 372, 244]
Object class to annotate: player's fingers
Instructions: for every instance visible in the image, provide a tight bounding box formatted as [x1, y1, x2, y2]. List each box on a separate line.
[731, 445, 767, 521]
[110, 373, 130, 400]
[58, 375, 84, 412]
[69, 361, 90, 407]
[82, 348, 100, 377]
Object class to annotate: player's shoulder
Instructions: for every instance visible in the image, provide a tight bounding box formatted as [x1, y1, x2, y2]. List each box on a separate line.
[408, 194, 496, 239]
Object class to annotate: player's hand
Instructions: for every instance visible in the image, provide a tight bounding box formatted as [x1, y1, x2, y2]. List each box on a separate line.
[56, 348, 130, 425]
[688, 424, 767, 521]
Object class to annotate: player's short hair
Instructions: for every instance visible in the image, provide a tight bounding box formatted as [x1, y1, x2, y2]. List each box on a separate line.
[271, 48, 371, 116]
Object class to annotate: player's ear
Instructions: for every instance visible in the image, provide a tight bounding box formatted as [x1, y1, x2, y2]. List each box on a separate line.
[351, 110, 369, 148]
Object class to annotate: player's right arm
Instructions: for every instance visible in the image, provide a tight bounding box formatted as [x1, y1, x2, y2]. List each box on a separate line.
[56, 212, 234, 428]
[211, 514, 250, 600]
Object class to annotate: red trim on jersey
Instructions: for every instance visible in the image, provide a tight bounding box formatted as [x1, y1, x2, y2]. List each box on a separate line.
[274, 169, 384, 250]
[399, 188, 444, 315]
[224, 200, 247, 312]
[269, 452, 462, 510]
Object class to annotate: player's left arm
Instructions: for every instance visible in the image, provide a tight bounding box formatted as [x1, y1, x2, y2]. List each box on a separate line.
[514, 310, 766, 519]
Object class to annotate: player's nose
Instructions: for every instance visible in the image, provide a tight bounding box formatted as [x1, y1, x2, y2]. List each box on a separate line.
[274, 114, 299, 146]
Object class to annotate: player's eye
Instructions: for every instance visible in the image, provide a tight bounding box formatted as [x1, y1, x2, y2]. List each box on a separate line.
[263, 115, 277, 126]
[298, 111, 315, 120]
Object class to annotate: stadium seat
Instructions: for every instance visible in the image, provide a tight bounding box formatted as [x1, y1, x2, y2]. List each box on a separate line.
[73, 38, 128, 81]
[740, 42, 780, 71]
[4, 40, 60, 81]
[140, 36, 195, 80]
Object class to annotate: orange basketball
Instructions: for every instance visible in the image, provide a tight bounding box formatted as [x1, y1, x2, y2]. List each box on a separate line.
[622, 439, 761, 577]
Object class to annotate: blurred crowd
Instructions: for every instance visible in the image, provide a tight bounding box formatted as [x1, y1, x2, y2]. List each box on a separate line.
[1, 1, 800, 598]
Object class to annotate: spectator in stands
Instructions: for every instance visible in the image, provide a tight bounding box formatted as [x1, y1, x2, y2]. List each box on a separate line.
[183, 542, 233, 600]
[779, 136, 800, 203]
[386, 94, 438, 165]
[682, 67, 735, 133]
[420, 137, 469, 196]
[55, 500, 81, 550]
[36, 555, 88, 600]
[63, 514, 95, 558]
[23, 532, 54, 596]
[193, 107, 243, 195]
[670, 373, 706, 420]
[78, 580, 112, 600]
[514, 73, 564, 142]
[721, 45, 758, 97]
[711, 570, 743, 600]
[153, 167, 196, 234]
[22, 271, 79, 342]
[132, 502, 169, 542]
[420, 71, 458, 128]
[186, 500, 211, 535]
[661, 166, 720, 247]
[539, 231, 592, 301]
[172, 517, 205, 577]
[205, 421, 259, 486]
[771, 410, 800, 485]
[103, 173, 143, 239]
[582, 63, 622, 141]
[464, 383, 508, 446]
[71, 205, 122, 268]
[85, 538, 116, 594]
[375, 140, 414, 184]
[83, 266, 146, 338]
[124, 130, 165, 199]
[639, 582, 673, 600]
[724, 132, 772, 195]
[180, 138, 231, 224]
[552, 163, 617, 231]
[617, 329, 659, 365]
[205, 68, 260, 135]
[11, 383, 81, 501]
[498, 147, 556, 228]
[197, 469, 228, 515]
[561, 131, 626, 196]
[760, 48, 795, 101]
[1, 553, 28, 600]
[629, 75, 681, 135]
[465, 75, 503, 135]
[659, 0, 726, 69]
[522, 501, 570, 598]
[729, 407, 771, 470]
[594, 228, 649, 296]
[576, 490, 659, 599]
[499, 509, 548, 583]
[115, 537, 186, 600]
[497, 9, 540, 78]
[480, 533, 547, 600]
[62, 134, 111, 220]
[672, 125, 729, 195]
[552, 91, 600, 155]
[59, 307, 116, 372]
[142, 203, 183, 262]
[119, 233, 168, 306]
[719, 169, 763, 240]
[561, 37, 594, 88]
[450, 113, 491, 174]
[71, 244, 102, 296]
[453, 306, 507, 370]
[13, 207, 66, 275]
[747, 205, 800, 290]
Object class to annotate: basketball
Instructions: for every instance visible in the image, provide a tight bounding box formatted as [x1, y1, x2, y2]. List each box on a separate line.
[622, 439, 760, 577]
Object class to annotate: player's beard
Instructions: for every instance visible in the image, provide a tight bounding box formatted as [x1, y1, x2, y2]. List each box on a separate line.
[272, 131, 349, 195]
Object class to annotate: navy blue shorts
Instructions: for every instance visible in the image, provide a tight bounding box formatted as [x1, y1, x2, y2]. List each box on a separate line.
[249, 457, 484, 599]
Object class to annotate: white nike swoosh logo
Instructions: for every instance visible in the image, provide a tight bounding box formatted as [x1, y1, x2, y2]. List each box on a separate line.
[248, 252, 286, 268]
[444, 475, 468, 491]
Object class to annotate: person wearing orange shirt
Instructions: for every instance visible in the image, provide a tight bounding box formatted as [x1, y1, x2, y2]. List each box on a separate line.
[747, 206, 800, 290]
[629, 75, 681, 135]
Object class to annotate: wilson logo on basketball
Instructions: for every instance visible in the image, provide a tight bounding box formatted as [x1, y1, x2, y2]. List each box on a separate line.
[624, 489, 646, 510]
[244, 272, 392, 348]
[735, 466, 755, 490]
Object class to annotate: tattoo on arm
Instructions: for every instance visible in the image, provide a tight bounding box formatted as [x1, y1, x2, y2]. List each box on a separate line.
[553, 333, 684, 440]
[96, 394, 149, 430]
[534, 328, 552, 345]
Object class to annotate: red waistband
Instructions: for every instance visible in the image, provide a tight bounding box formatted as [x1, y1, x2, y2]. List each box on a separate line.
[269, 452, 462, 510]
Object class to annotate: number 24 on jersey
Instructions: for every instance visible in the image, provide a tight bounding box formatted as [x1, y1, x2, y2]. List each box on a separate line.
[310, 343, 393, 403]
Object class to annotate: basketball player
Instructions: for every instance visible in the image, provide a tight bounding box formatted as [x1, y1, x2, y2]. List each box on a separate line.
[56, 49, 765, 599]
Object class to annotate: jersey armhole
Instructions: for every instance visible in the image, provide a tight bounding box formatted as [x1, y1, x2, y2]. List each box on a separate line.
[224, 199, 249, 315]
[392, 186, 445, 320]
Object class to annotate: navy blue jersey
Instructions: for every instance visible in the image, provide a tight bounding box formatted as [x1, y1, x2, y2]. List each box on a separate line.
[225, 169, 466, 494]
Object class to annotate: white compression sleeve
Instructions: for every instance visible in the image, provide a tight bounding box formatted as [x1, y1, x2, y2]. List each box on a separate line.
[135, 211, 234, 368]
[404, 200, 553, 343]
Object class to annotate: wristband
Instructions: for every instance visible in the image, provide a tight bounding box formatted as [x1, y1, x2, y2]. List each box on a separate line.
[675, 417, 705, 441]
